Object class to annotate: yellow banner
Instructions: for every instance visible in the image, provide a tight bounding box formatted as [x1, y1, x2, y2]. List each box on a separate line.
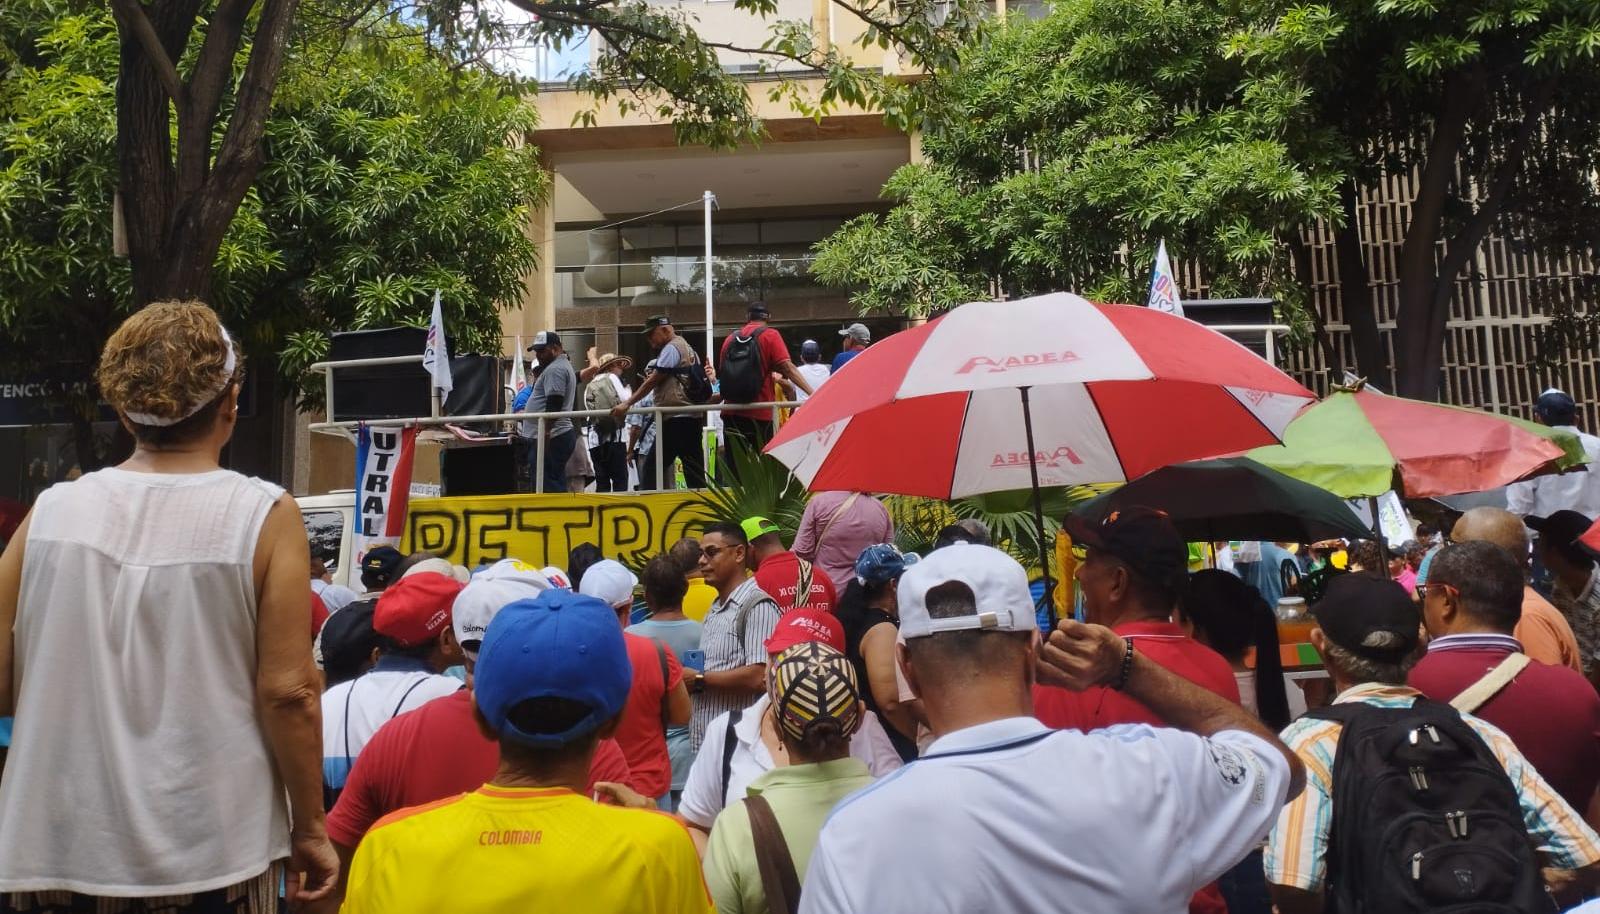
[402, 492, 714, 569]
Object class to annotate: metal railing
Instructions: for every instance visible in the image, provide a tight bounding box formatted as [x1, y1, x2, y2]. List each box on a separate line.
[308, 354, 791, 493]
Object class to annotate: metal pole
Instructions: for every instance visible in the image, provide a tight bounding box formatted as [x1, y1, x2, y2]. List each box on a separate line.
[1019, 386, 1057, 630]
[535, 416, 547, 494]
[654, 405, 666, 491]
[703, 190, 715, 368]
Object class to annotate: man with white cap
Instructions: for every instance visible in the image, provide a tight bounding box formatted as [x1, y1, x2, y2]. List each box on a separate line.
[799, 545, 1305, 914]
[322, 560, 634, 909]
[582, 559, 692, 808]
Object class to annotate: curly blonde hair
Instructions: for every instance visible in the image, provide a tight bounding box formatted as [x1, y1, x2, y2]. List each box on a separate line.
[98, 301, 243, 443]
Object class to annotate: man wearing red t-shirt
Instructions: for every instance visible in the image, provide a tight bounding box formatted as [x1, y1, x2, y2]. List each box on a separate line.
[579, 559, 694, 805]
[324, 561, 635, 906]
[744, 515, 837, 612]
[1037, 507, 1238, 914]
[1410, 541, 1600, 819]
[718, 303, 814, 468]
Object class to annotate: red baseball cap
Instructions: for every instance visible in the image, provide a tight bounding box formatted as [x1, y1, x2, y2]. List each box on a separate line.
[764, 609, 845, 656]
[374, 571, 465, 648]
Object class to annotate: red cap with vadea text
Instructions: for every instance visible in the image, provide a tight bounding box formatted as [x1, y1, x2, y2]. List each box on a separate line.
[764, 608, 846, 656]
[374, 571, 465, 648]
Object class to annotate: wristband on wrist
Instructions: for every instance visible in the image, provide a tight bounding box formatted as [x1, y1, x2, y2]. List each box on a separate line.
[1110, 637, 1135, 691]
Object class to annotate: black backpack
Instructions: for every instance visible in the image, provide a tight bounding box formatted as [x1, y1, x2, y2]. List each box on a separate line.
[1304, 698, 1548, 914]
[718, 327, 768, 404]
[676, 355, 713, 405]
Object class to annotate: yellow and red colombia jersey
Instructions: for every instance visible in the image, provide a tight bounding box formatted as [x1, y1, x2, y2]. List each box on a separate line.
[342, 786, 713, 914]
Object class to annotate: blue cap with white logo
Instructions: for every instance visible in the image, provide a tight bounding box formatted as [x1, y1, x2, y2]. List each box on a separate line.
[855, 543, 919, 586]
[473, 589, 633, 749]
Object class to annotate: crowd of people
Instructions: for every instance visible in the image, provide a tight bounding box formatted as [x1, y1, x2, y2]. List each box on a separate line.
[2, 300, 1600, 914]
[516, 304, 873, 493]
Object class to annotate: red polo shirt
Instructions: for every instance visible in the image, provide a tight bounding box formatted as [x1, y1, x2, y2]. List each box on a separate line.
[326, 689, 635, 848]
[719, 322, 791, 419]
[1409, 633, 1600, 813]
[1033, 619, 1239, 914]
[1033, 619, 1241, 732]
[753, 550, 838, 613]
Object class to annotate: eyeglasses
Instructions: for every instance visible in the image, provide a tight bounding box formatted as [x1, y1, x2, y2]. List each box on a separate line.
[701, 545, 729, 559]
[1416, 582, 1458, 600]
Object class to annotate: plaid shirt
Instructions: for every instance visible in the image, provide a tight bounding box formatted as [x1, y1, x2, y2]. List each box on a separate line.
[1265, 682, 1600, 892]
[690, 576, 781, 751]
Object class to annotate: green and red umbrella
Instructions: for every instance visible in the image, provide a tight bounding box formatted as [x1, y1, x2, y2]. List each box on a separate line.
[1247, 386, 1584, 499]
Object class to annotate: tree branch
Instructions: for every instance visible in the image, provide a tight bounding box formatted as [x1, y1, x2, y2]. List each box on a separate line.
[206, 0, 301, 231]
[109, 0, 188, 105]
[189, 0, 259, 119]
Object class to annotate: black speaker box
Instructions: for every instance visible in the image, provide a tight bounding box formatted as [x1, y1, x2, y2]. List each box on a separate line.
[441, 443, 517, 496]
[328, 328, 500, 421]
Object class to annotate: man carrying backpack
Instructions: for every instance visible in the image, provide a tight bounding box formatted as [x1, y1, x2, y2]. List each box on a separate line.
[717, 303, 814, 473]
[613, 316, 709, 489]
[1265, 573, 1600, 914]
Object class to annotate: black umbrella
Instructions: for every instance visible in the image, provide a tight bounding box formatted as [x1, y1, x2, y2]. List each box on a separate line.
[1070, 457, 1373, 544]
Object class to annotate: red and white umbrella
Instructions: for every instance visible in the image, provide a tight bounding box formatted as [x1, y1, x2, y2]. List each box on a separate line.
[766, 292, 1317, 498]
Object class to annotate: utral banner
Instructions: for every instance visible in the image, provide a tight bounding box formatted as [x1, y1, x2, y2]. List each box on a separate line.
[403, 492, 713, 569]
[354, 423, 419, 560]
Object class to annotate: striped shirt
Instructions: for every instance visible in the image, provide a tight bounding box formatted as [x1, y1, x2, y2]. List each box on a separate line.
[691, 577, 781, 750]
[1264, 682, 1600, 893]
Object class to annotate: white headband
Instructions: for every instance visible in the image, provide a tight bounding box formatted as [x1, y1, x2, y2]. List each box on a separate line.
[123, 325, 238, 427]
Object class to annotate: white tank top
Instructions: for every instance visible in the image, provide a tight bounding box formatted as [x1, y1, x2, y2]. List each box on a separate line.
[0, 467, 291, 895]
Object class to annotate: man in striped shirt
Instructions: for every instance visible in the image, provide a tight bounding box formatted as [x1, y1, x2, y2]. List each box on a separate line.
[1266, 575, 1600, 913]
[685, 522, 783, 750]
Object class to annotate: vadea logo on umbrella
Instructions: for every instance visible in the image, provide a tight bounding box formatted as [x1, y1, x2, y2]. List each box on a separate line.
[956, 351, 1081, 375]
[992, 446, 1083, 470]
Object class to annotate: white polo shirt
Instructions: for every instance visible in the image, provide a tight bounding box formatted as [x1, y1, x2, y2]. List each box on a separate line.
[799, 716, 1290, 914]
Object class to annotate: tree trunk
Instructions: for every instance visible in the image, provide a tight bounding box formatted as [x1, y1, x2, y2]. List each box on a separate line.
[1335, 180, 1388, 389]
[69, 411, 103, 475]
[1393, 70, 1486, 400]
[113, 0, 301, 305]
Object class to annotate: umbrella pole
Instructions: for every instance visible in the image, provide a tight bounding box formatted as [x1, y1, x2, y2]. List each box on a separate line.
[1369, 495, 1391, 567]
[1019, 386, 1057, 631]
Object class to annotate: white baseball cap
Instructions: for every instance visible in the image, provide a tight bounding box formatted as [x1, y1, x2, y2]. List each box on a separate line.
[897, 543, 1036, 640]
[452, 560, 553, 656]
[402, 556, 471, 584]
[578, 559, 639, 610]
[541, 566, 572, 590]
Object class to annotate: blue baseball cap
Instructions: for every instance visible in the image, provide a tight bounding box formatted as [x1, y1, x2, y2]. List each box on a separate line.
[1535, 388, 1577, 425]
[855, 543, 919, 586]
[473, 589, 633, 749]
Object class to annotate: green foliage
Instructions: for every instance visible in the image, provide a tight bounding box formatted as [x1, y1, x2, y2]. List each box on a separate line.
[813, 0, 1347, 321]
[0, 2, 133, 404]
[889, 487, 1098, 567]
[692, 438, 811, 543]
[815, 0, 1600, 386]
[412, 0, 990, 147]
[0, 0, 548, 412]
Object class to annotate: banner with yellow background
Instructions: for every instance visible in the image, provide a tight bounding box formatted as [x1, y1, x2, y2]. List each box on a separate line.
[402, 492, 713, 569]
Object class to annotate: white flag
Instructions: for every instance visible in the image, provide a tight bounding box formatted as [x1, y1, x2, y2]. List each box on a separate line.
[510, 335, 528, 396]
[1146, 240, 1184, 316]
[422, 290, 453, 395]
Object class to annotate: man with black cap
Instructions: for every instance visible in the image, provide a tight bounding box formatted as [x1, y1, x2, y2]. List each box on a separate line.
[1036, 507, 1240, 732]
[1528, 509, 1600, 683]
[513, 330, 578, 493]
[340, 589, 711, 914]
[359, 545, 404, 594]
[717, 302, 813, 470]
[1265, 573, 1600, 913]
[613, 316, 706, 489]
[1508, 388, 1600, 520]
[795, 339, 830, 402]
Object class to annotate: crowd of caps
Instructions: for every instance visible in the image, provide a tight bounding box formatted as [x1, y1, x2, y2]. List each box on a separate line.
[304, 493, 1600, 914]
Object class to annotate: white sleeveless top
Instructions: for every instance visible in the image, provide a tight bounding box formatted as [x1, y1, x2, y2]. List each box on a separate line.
[0, 468, 291, 895]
